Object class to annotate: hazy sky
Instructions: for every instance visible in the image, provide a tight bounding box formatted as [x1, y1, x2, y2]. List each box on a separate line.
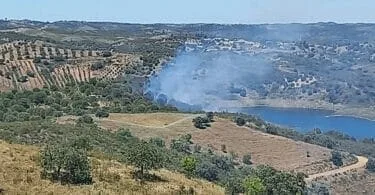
[1, 0, 375, 24]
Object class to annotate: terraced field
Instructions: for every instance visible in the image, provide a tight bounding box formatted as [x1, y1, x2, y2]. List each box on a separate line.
[0, 41, 143, 91]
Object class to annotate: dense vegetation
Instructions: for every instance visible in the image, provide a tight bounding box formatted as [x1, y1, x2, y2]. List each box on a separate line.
[221, 113, 375, 159]
[0, 78, 177, 122]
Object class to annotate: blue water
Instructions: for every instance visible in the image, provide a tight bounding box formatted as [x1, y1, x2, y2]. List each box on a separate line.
[235, 107, 375, 139]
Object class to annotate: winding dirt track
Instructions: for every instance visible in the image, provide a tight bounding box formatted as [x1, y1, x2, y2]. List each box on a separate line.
[306, 156, 368, 181]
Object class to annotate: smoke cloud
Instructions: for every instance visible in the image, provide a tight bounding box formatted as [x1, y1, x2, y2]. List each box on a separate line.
[146, 48, 275, 111]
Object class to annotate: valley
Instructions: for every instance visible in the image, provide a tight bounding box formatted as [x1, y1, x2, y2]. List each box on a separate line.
[0, 20, 375, 194]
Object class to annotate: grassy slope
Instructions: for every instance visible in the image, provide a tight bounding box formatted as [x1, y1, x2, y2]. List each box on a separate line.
[96, 113, 339, 175]
[0, 140, 224, 195]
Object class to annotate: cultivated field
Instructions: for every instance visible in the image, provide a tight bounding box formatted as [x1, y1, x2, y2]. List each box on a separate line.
[0, 41, 143, 91]
[0, 140, 224, 194]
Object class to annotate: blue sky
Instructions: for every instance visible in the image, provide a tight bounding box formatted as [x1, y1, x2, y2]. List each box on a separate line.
[1, 0, 375, 24]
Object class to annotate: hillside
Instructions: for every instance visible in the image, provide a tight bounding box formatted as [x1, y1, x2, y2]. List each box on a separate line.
[1, 20, 375, 194]
[0, 140, 224, 194]
[95, 112, 375, 194]
[0, 41, 143, 91]
[3, 21, 375, 119]
[97, 113, 354, 175]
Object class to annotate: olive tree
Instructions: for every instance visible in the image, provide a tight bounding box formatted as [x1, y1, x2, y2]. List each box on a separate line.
[127, 141, 164, 180]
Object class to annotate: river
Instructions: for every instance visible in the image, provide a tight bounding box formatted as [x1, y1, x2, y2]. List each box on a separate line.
[231, 107, 375, 139]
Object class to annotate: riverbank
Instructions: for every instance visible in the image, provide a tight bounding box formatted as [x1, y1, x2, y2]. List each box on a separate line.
[216, 97, 375, 121]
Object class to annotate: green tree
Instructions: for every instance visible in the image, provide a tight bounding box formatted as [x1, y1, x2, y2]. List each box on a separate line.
[40, 143, 92, 184]
[181, 156, 197, 178]
[243, 176, 266, 195]
[127, 141, 164, 180]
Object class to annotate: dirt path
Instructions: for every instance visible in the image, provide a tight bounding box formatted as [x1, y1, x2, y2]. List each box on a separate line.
[100, 115, 198, 129]
[306, 156, 368, 181]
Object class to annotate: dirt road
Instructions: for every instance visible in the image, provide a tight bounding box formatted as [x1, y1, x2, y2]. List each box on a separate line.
[306, 156, 368, 181]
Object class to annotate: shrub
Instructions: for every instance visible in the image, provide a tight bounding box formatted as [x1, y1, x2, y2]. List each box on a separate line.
[149, 137, 165, 147]
[102, 51, 112, 57]
[331, 151, 343, 167]
[219, 170, 245, 194]
[242, 154, 252, 165]
[40, 144, 92, 184]
[91, 62, 105, 70]
[78, 115, 94, 124]
[366, 158, 375, 172]
[235, 117, 246, 126]
[33, 57, 41, 63]
[196, 161, 219, 182]
[243, 176, 266, 195]
[192, 116, 210, 129]
[95, 109, 109, 118]
[181, 156, 197, 178]
[26, 70, 35, 78]
[206, 112, 214, 122]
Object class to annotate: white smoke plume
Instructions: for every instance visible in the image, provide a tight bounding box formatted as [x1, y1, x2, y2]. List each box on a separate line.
[146, 49, 275, 111]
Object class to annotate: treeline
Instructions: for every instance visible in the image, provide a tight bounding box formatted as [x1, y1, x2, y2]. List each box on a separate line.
[0, 79, 177, 122]
[0, 118, 307, 194]
[219, 112, 375, 159]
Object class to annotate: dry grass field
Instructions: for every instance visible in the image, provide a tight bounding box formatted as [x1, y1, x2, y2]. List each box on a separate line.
[106, 113, 196, 127]
[97, 113, 337, 174]
[0, 140, 224, 195]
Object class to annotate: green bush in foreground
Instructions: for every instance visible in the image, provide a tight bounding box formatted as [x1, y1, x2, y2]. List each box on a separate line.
[243, 176, 266, 195]
[40, 142, 92, 185]
[127, 141, 165, 180]
[181, 156, 197, 178]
